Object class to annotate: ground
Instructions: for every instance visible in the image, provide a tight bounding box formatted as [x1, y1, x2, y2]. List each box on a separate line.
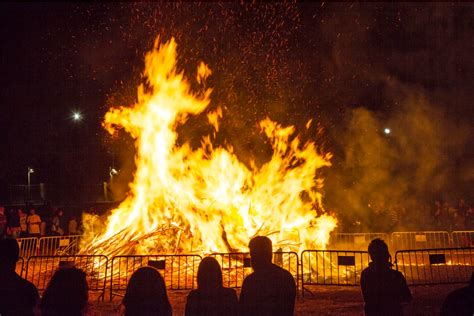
[90, 284, 464, 315]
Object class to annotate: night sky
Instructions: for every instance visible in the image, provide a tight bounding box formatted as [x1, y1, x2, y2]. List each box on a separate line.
[1, 3, 472, 208]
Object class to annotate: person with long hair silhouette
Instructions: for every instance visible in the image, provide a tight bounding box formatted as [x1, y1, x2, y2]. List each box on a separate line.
[185, 257, 238, 316]
[40, 268, 89, 316]
[123, 266, 172, 316]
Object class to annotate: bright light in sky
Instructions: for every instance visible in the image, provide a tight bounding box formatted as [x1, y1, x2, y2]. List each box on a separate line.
[72, 111, 83, 121]
[384, 128, 391, 135]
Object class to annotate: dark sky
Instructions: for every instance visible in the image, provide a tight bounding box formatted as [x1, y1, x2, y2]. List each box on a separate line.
[1, 3, 472, 205]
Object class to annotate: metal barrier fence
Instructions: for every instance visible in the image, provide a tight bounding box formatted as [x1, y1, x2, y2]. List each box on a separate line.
[452, 231, 474, 247]
[328, 233, 390, 251]
[25, 255, 108, 300]
[38, 235, 81, 256]
[301, 250, 370, 295]
[16, 257, 25, 277]
[395, 247, 474, 285]
[110, 254, 202, 300]
[17, 237, 38, 258]
[391, 231, 450, 251]
[211, 252, 298, 289]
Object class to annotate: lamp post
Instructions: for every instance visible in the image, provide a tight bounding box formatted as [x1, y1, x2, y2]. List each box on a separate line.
[27, 167, 34, 199]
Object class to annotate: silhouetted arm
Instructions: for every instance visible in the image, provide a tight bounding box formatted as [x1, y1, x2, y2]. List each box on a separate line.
[285, 274, 297, 315]
[397, 272, 412, 303]
[360, 270, 369, 303]
[184, 291, 197, 316]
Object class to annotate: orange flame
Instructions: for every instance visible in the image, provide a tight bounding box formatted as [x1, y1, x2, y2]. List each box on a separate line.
[82, 37, 336, 255]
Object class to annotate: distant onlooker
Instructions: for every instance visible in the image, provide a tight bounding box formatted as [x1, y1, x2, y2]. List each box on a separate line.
[361, 238, 412, 315]
[7, 209, 21, 238]
[240, 236, 296, 316]
[0, 206, 7, 238]
[466, 207, 474, 230]
[440, 272, 474, 316]
[40, 267, 88, 316]
[0, 238, 39, 315]
[19, 209, 28, 237]
[122, 267, 172, 316]
[51, 211, 65, 236]
[68, 216, 78, 235]
[185, 257, 238, 316]
[452, 211, 465, 231]
[27, 209, 41, 238]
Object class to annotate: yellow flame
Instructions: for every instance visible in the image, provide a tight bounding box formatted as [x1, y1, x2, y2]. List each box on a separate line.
[82, 37, 336, 255]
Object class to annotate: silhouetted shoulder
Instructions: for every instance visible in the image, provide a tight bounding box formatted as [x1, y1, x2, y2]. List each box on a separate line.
[440, 286, 473, 316]
[0, 271, 39, 316]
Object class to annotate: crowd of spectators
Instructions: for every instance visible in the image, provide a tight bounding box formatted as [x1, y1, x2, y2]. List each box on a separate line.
[0, 236, 297, 316]
[342, 198, 473, 233]
[0, 205, 82, 239]
[1, 236, 472, 315]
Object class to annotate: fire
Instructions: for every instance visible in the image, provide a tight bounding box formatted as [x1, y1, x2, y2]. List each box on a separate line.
[81, 37, 336, 255]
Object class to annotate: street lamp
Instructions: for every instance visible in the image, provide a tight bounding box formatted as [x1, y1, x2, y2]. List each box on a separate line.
[27, 167, 34, 199]
[384, 128, 391, 135]
[71, 111, 83, 122]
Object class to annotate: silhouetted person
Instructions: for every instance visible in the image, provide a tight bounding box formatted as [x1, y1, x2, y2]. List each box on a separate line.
[440, 272, 474, 316]
[123, 266, 172, 316]
[0, 238, 39, 316]
[361, 238, 412, 316]
[40, 267, 89, 316]
[185, 257, 238, 316]
[240, 236, 296, 316]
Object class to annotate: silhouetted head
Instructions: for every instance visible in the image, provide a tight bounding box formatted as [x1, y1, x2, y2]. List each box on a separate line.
[249, 236, 273, 271]
[0, 206, 4, 214]
[0, 238, 20, 271]
[40, 268, 88, 316]
[368, 238, 391, 267]
[197, 257, 223, 291]
[123, 266, 171, 316]
[30, 209, 35, 215]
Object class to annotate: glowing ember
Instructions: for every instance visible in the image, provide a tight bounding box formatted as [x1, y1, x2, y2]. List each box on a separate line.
[81, 37, 336, 255]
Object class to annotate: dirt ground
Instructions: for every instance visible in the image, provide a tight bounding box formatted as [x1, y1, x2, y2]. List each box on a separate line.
[89, 283, 464, 315]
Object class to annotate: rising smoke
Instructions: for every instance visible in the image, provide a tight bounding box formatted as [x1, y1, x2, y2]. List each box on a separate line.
[89, 3, 473, 230]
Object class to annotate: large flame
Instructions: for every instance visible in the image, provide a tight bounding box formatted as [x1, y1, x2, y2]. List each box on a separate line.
[82, 37, 336, 255]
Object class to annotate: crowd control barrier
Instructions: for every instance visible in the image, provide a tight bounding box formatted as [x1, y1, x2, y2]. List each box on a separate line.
[301, 250, 370, 296]
[395, 247, 474, 285]
[25, 255, 108, 300]
[110, 254, 202, 301]
[391, 231, 450, 251]
[452, 231, 474, 248]
[38, 235, 81, 256]
[328, 233, 390, 251]
[17, 237, 38, 258]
